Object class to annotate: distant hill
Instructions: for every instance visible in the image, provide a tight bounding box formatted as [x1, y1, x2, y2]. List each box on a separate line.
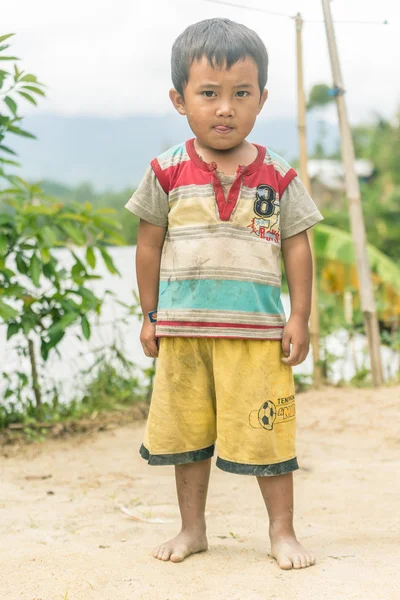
[10, 112, 339, 191]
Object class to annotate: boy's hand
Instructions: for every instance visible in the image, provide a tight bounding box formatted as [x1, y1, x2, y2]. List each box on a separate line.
[281, 315, 310, 366]
[140, 321, 159, 358]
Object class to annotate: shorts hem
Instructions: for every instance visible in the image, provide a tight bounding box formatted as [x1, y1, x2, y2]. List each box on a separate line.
[216, 456, 299, 476]
[140, 443, 215, 466]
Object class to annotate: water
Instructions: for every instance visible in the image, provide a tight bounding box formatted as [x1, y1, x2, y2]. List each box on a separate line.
[0, 246, 398, 403]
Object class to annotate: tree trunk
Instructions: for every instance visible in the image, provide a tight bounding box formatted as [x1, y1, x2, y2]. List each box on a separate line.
[28, 338, 42, 411]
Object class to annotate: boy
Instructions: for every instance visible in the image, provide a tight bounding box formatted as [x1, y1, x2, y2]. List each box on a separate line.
[125, 18, 322, 570]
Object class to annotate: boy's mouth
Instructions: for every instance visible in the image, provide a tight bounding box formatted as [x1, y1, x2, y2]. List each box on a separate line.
[214, 125, 234, 134]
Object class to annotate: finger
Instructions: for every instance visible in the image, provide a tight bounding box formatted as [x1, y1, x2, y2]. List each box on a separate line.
[281, 333, 291, 357]
[146, 338, 159, 358]
[283, 344, 302, 365]
[296, 348, 309, 366]
[292, 346, 309, 366]
[141, 343, 152, 358]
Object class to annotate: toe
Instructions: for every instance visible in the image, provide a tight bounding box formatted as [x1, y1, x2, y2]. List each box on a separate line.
[277, 554, 293, 570]
[305, 554, 311, 567]
[161, 547, 171, 561]
[153, 546, 161, 558]
[170, 550, 185, 563]
[300, 555, 307, 569]
[292, 555, 302, 569]
[310, 554, 316, 566]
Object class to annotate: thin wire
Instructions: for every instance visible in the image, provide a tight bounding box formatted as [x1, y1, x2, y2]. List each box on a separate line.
[306, 18, 389, 25]
[204, 0, 389, 25]
[204, 0, 292, 19]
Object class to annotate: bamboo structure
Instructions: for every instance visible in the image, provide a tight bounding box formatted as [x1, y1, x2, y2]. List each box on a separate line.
[321, 0, 383, 386]
[295, 13, 322, 388]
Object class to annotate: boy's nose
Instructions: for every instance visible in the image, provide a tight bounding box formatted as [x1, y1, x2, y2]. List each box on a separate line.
[216, 102, 234, 118]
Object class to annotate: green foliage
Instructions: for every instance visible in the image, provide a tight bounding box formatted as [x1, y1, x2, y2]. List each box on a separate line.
[321, 113, 400, 264]
[0, 34, 46, 182]
[307, 83, 335, 111]
[0, 34, 130, 415]
[0, 178, 124, 358]
[41, 181, 140, 245]
[314, 223, 400, 296]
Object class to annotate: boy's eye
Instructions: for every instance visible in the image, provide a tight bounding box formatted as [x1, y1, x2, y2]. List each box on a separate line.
[202, 91, 216, 97]
[236, 90, 250, 97]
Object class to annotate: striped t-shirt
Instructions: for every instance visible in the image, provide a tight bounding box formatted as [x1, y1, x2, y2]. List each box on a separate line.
[125, 138, 323, 340]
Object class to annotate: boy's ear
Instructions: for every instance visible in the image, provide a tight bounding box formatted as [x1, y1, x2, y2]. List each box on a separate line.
[257, 89, 269, 115]
[169, 88, 186, 115]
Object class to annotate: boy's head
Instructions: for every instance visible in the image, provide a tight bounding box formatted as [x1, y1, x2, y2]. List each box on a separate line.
[170, 18, 269, 151]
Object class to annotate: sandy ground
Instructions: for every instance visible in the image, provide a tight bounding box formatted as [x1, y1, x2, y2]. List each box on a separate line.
[1, 385, 400, 600]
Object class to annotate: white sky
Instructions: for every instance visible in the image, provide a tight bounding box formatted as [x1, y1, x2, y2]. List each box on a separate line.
[3, 0, 400, 123]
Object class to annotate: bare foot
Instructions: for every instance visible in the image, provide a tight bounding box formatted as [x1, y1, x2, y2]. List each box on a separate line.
[153, 529, 208, 563]
[270, 531, 316, 570]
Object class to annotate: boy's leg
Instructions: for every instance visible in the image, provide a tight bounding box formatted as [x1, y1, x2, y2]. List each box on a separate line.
[153, 458, 211, 563]
[257, 472, 315, 570]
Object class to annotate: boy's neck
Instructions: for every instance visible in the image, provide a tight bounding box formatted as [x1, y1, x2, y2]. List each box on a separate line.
[194, 138, 258, 177]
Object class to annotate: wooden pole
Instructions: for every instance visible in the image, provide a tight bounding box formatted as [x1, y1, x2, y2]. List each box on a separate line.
[295, 13, 322, 388]
[321, 0, 383, 386]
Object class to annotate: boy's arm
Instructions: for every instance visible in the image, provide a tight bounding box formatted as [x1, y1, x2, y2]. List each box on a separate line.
[281, 231, 312, 366]
[124, 164, 169, 358]
[136, 219, 166, 358]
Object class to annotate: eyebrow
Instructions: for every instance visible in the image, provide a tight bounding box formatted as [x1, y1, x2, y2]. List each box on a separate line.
[198, 83, 255, 89]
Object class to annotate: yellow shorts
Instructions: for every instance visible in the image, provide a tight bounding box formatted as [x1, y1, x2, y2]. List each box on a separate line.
[140, 337, 298, 476]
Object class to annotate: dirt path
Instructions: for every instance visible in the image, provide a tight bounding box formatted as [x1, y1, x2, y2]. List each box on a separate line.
[1, 386, 400, 600]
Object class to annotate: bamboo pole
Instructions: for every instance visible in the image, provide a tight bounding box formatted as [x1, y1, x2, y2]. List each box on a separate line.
[295, 13, 322, 388]
[321, 0, 383, 386]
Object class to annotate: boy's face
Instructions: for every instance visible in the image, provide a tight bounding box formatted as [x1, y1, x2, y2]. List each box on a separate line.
[170, 56, 268, 151]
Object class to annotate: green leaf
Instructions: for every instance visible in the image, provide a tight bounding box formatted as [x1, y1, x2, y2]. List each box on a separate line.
[48, 311, 79, 336]
[4, 96, 17, 115]
[0, 213, 12, 225]
[21, 314, 36, 335]
[0, 34, 15, 44]
[21, 85, 45, 96]
[40, 247, 51, 264]
[0, 56, 19, 61]
[81, 315, 91, 340]
[71, 262, 85, 281]
[16, 254, 28, 274]
[19, 74, 38, 83]
[7, 125, 36, 139]
[17, 91, 37, 105]
[24, 204, 59, 216]
[0, 45, 10, 53]
[1, 284, 25, 298]
[93, 214, 122, 229]
[7, 322, 19, 340]
[0, 144, 17, 155]
[99, 246, 120, 275]
[76, 286, 98, 305]
[86, 246, 96, 269]
[0, 300, 18, 321]
[61, 222, 87, 245]
[30, 253, 41, 287]
[58, 212, 87, 223]
[94, 207, 116, 215]
[40, 340, 49, 361]
[48, 330, 64, 349]
[0, 157, 21, 166]
[39, 226, 58, 246]
[41, 329, 65, 360]
[0, 233, 7, 255]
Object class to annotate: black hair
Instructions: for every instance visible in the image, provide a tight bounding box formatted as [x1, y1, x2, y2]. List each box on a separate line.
[171, 18, 269, 96]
